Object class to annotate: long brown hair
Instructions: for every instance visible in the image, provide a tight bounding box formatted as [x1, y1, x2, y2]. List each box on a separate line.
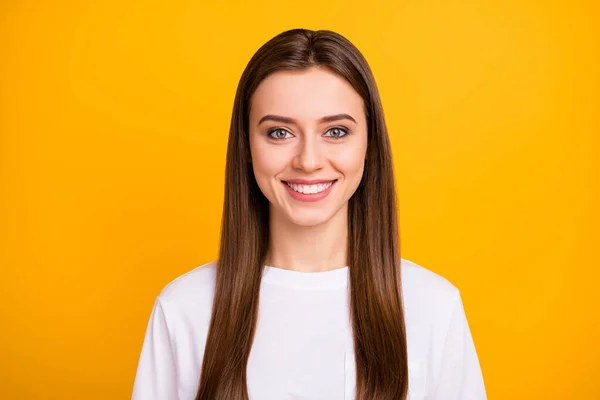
[195, 28, 407, 400]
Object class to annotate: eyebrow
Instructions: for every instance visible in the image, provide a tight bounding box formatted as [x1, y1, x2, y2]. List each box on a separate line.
[257, 113, 357, 126]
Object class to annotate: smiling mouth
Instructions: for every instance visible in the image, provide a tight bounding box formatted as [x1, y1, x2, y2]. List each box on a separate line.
[282, 179, 338, 195]
[281, 179, 338, 184]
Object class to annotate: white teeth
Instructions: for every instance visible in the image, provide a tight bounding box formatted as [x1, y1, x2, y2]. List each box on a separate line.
[286, 181, 334, 194]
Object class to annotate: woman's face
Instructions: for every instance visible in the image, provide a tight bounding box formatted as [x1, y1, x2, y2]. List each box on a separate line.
[248, 66, 368, 227]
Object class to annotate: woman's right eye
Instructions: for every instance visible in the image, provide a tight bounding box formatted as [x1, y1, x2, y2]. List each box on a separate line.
[268, 128, 293, 140]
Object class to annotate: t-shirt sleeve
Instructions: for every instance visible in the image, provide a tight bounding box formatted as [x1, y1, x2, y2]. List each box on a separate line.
[432, 290, 487, 400]
[131, 296, 178, 400]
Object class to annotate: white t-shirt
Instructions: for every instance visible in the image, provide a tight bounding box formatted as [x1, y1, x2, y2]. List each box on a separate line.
[132, 258, 487, 400]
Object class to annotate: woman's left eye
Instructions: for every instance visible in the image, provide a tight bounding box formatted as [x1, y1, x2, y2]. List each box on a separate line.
[324, 127, 349, 139]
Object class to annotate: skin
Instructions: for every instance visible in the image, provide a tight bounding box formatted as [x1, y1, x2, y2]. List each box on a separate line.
[248, 66, 368, 273]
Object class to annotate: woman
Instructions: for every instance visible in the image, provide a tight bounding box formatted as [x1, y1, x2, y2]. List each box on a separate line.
[132, 28, 487, 400]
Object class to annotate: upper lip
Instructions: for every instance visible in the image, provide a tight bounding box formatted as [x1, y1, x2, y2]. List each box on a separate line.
[283, 179, 337, 184]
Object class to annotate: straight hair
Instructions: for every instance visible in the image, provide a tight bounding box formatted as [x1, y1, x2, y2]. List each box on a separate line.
[195, 28, 408, 400]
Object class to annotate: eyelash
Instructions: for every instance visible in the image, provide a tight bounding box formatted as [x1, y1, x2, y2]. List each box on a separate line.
[267, 126, 350, 141]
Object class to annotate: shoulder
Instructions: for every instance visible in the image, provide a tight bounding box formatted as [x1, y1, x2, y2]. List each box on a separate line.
[157, 260, 218, 305]
[400, 258, 459, 297]
[400, 259, 485, 392]
[400, 257, 461, 318]
[148, 261, 218, 351]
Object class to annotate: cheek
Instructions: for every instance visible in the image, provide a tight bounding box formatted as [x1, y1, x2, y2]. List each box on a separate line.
[334, 146, 366, 176]
[250, 140, 288, 185]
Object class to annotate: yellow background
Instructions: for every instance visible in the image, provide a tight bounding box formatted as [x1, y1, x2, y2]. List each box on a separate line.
[1, 0, 598, 399]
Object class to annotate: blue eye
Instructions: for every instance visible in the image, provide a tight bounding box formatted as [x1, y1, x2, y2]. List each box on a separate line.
[267, 127, 350, 140]
[324, 127, 349, 139]
[267, 128, 293, 140]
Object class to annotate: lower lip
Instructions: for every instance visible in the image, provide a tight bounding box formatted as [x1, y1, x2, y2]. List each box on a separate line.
[282, 180, 337, 202]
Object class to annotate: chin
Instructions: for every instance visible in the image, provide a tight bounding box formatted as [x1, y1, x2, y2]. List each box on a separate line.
[286, 211, 333, 227]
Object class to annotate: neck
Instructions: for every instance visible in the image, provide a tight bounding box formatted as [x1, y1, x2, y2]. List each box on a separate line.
[265, 203, 348, 273]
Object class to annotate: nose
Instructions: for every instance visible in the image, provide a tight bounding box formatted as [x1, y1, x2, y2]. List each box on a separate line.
[291, 132, 325, 172]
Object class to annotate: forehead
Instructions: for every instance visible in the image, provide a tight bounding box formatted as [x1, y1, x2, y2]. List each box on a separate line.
[249, 66, 365, 122]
